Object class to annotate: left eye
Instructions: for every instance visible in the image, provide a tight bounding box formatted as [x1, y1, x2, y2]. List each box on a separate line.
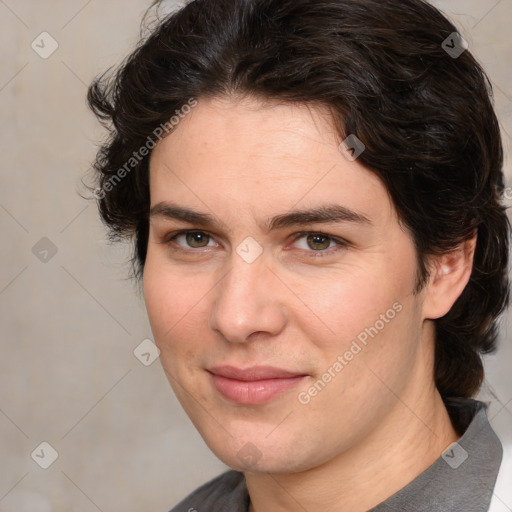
[293, 233, 343, 252]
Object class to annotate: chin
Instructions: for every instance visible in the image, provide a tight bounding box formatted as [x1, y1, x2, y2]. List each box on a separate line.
[195, 423, 318, 474]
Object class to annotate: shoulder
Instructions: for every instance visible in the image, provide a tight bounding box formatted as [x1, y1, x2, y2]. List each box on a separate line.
[168, 470, 248, 512]
[488, 440, 512, 512]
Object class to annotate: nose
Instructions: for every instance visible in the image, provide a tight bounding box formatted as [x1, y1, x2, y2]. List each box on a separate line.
[209, 254, 287, 344]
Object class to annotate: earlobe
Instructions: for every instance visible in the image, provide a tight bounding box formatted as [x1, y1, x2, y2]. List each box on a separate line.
[423, 234, 477, 320]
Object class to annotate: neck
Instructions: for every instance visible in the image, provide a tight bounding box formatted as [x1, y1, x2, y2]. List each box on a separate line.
[246, 364, 458, 512]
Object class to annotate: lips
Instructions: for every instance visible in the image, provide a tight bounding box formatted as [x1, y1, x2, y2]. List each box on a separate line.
[208, 365, 308, 405]
[209, 365, 306, 381]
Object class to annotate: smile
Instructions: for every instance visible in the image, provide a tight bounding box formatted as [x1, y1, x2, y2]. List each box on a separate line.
[207, 366, 308, 405]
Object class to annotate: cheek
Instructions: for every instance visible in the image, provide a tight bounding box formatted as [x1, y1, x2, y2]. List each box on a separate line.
[143, 261, 213, 403]
[143, 267, 169, 338]
[143, 258, 203, 351]
[291, 262, 412, 353]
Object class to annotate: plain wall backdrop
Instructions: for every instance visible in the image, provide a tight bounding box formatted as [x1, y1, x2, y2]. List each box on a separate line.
[0, 1, 511, 511]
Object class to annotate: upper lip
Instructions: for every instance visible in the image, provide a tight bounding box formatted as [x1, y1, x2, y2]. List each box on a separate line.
[208, 365, 307, 381]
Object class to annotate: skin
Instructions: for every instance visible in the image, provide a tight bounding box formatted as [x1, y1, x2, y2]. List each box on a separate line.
[144, 95, 476, 512]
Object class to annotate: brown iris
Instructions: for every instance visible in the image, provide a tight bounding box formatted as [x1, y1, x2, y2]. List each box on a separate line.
[306, 234, 331, 251]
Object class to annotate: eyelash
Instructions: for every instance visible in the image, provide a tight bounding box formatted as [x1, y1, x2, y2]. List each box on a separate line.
[163, 230, 349, 257]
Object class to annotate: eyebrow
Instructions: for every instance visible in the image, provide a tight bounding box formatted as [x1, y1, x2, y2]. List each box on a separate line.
[149, 202, 372, 232]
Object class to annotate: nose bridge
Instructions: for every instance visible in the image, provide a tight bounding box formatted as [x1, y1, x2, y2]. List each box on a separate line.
[210, 254, 284, 343]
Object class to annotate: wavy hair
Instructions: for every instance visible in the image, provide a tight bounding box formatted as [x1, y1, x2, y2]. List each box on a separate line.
[88, 0, 510, 398]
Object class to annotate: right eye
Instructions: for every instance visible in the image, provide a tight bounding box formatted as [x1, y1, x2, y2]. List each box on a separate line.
[165, 230, 218, 250]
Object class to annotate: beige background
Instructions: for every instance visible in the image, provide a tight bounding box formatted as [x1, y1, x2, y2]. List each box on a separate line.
[0, 1, 511, 511]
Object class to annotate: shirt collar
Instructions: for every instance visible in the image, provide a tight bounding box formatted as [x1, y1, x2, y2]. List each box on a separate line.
[370, 398, 503, 511]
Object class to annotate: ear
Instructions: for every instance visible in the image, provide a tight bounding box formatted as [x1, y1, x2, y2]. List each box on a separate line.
[422, 233, 477, 320]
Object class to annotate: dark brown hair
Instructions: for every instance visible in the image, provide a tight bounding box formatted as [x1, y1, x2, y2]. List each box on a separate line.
[88, 0, 510, 398]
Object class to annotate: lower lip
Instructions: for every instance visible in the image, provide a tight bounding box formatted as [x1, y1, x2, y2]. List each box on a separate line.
[210, 374, 307, 405]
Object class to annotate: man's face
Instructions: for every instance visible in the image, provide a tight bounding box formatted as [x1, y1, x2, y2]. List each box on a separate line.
[144, 96, 431, 473]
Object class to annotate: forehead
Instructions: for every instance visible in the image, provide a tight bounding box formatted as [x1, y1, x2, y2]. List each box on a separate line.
[151, 95, 341, 169]
[148, 96, 395, 224]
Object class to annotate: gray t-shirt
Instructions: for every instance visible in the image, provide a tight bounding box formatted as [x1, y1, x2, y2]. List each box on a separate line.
[169, 398, 503, 511]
